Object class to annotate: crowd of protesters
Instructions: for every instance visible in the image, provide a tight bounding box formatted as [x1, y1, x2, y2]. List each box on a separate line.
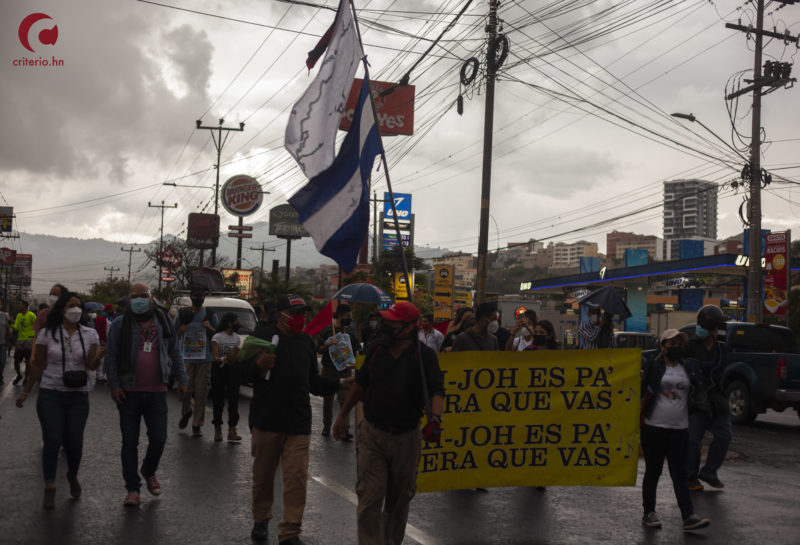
[2, 284, 729, 543]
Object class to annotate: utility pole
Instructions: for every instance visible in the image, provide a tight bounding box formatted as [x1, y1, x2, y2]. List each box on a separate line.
[104, 266, 120, 281]
[149, 200, 178, 294]
[726, 0, 798, 322]
[120, 246, 142, 284]
[476, 0, 499, 304]
[195, 118, 244, 267]
[249, 243, 276, 288]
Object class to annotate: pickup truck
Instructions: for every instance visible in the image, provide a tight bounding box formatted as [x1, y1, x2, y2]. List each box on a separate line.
[643, 322, 800, 424]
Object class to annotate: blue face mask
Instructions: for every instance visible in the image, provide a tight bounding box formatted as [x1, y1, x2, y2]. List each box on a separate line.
[130, 298, 151, 315]
[695, 324, 710, 339]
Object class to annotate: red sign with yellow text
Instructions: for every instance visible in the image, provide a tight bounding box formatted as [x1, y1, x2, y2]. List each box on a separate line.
[764, 231, 789, 316]
[339, 78, 414, 136]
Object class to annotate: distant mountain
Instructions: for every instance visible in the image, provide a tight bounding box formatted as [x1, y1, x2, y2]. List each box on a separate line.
[18, 221, 452, 296]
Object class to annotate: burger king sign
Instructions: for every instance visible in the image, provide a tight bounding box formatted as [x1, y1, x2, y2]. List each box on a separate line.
[221, 175, 263, 217]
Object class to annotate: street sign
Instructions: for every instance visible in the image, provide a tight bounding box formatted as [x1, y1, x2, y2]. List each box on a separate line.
[384, 192, 412, 219]
[228, 225, 253, 231]
[339, 78, 415, 136]
[161, 276, 176, 283]
[0, 207, 13, 233]
[228, 232, 253, 238]
[221, 175, 263, 217]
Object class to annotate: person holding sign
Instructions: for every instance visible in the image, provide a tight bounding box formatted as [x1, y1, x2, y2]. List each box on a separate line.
[240, 294, 350, 544]
[640, 329, 710, 531]
[317, 304, 359, 439]
[175, 286, 218, 437]
[333, 301, 444, 545]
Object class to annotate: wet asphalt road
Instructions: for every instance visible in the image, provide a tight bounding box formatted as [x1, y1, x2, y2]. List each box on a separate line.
[1, 371, 799, 545]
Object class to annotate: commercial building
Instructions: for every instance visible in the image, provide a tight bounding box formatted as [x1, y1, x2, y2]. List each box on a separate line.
[663, 179, 718, 259]
[551, 240, 598, 269]
[607, 230, 663, 262]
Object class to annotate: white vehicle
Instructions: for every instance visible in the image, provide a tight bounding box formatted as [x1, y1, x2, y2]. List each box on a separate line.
[171, 294, 258, 340]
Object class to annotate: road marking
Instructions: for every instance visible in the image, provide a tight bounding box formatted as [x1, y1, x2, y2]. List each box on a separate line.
[311, 475, 441, 545]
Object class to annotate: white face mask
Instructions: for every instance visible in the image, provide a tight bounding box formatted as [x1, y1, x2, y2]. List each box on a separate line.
[590, 314, 599, 324]
[487, 320, 500, 334]
[521, 327, 531, 337]
[88, 312, 97, 321]
[65, 307, 83, 323]
[369, 320, 378, 328]
[48, 294, 59, 306]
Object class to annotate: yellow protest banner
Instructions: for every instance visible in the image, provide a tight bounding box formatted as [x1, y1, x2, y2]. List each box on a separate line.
[416, 349, 640, 492]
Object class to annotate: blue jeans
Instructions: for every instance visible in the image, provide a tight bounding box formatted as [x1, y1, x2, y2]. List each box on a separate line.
[36, 388, 90, 483]
[117, 391, 168, 492]
[688, 411, 732, 478]
[641, 424, 693, 519]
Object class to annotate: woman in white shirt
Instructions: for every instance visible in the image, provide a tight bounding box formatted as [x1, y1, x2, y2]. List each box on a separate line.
[210, 312, 242, 442]
[16, 292, 101, 509]
[639, 329, 710, 531]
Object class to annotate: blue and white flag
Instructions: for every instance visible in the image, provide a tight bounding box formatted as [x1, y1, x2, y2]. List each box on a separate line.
[289, 78, 381, 273]
[285, 0, 362, 179]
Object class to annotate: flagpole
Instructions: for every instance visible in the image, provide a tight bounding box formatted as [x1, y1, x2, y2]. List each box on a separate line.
[347, 3, 413, 301]
[348, 0, 433, 422]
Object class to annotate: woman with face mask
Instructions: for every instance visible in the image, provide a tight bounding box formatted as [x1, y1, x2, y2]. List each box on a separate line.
[16, 292, 101, 509]
[639, 329, 710, 532]
[530, 320, 559, 350]
[211, 312, 243, 442]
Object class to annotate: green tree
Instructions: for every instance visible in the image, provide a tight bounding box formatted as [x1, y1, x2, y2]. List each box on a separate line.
[88, 277, 131, 304]
[371, 246, 429, 297]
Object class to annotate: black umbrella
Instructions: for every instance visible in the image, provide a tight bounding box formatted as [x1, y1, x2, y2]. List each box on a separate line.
[577, 285, 632, 320]
[331, 283, 393, 305]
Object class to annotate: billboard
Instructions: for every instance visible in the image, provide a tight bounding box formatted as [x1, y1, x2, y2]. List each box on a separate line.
[764, 231, 789, 317]
[269, 204, 309, 238]
[221, 175, 263, 217]
[433, 265, 454, 322]
[0, 207, 12, 233]
[339, 78, 415, 136]
[222, 268, 254, 297]
[187, 213, 220, 249]
[10, 253, 32, 287]
[384, 192, 412, 219]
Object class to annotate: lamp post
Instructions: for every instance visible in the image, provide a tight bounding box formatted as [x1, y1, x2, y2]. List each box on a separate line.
[671, 112, 761, 321]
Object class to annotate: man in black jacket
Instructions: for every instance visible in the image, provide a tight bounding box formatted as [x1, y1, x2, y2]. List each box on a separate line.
[241, 294, 352, 545]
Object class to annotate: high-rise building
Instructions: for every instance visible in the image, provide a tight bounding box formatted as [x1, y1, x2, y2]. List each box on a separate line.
[663, 179, 718, 259]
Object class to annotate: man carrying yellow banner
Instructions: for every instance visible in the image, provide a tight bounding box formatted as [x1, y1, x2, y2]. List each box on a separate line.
[333, 301, 444, 545]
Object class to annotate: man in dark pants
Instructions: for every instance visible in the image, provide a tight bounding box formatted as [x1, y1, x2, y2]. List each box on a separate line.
[685, 304, 731, 491]
[333, 301, 444, 545]
[318, 303, 360, 438]
[241, 294, 351, 545]
[106, 283, 188, 506]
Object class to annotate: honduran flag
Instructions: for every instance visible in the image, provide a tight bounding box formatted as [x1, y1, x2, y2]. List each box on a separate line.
[288, 77, 381, 273]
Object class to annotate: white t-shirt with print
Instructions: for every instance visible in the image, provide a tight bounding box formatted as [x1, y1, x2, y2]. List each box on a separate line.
[211, 331, 241, 365]
[35, 325, 100, 392]
[645, 364, 690, 429]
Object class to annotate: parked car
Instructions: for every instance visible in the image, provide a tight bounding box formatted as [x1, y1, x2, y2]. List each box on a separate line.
[171, 294, 257, 340]
[643, 322, 800, 424]
[614, 331, 659, 350]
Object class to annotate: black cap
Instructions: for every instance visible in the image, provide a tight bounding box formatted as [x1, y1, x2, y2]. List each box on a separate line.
[277, 294, 312, 312]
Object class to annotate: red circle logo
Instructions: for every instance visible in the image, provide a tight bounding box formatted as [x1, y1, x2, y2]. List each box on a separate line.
[19, 13, 58, 53]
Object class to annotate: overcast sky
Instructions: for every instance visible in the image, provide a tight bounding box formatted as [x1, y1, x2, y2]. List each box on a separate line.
[2, 0, 799, 271]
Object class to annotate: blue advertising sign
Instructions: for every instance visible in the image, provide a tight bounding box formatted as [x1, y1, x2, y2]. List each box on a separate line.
[384, 192, 412, 219]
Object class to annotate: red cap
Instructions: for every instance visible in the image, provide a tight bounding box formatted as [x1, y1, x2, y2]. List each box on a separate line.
[379, 301, 420, 323]
[104, 304, 113, 311]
